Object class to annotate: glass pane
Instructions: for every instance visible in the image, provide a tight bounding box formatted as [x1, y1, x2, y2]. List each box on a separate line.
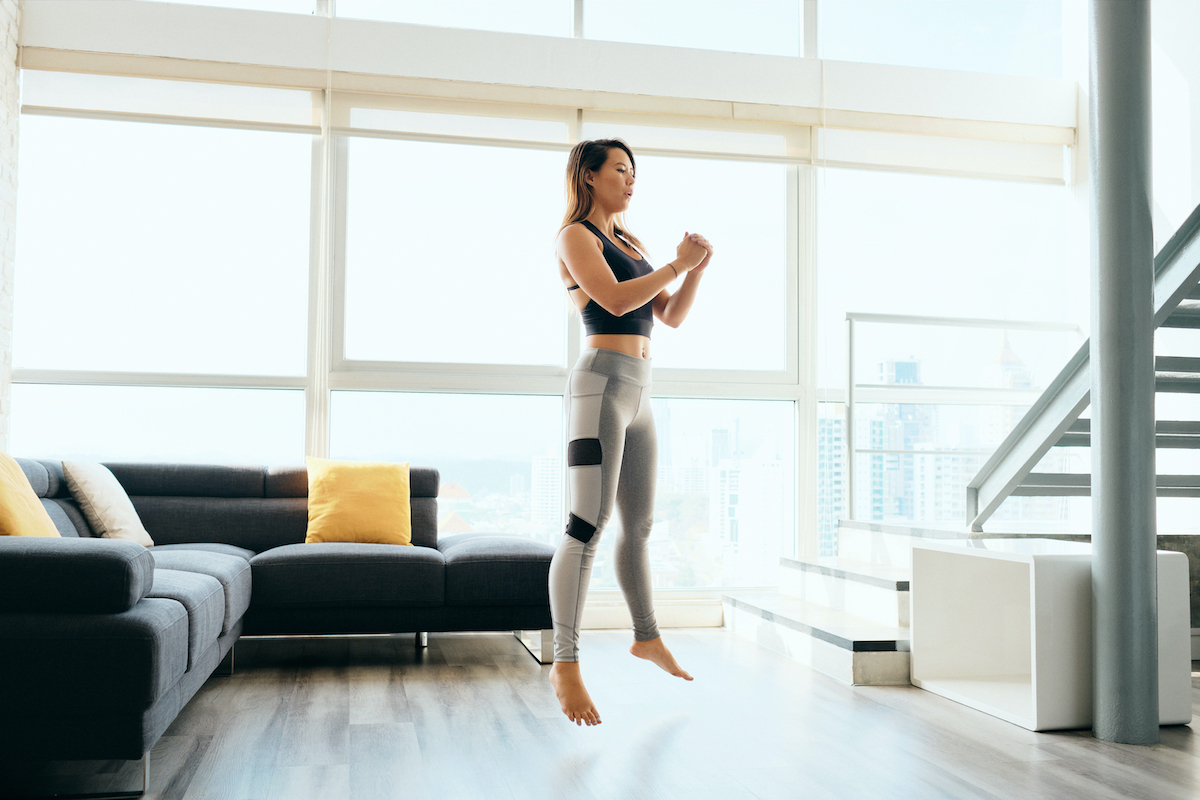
[817, 167, 1077, 390]
[816, 403, 846, 556]
[571, 149, 787, 371]
[344, 138, 566, 365]
[819, 0, 1062, 79]
[329, 392, 564, 540]
[849, 324, 1080, 394]
[588, 397, 796, 590]
[585, 0, 802, 57]
[337, 0, 572, 37]
[14, 116, 312, 375]
[22, 71, 317, 127]
[852, 402, 1085, 525]
[11, 385, 306, 464]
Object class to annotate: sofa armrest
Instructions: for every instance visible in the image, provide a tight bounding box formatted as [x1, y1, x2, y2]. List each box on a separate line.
[0, 597, 188, 714]
[0, 537, 154, 613]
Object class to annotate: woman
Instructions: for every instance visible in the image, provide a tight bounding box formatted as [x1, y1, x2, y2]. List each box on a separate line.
[549, 139, 711, 726]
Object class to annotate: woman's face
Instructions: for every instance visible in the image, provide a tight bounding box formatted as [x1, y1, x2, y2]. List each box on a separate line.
[586, 148, 635, 213]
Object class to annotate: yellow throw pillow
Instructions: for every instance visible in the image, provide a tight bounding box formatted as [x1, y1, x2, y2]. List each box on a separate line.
[304, 457, 412, 546]
[0, 452, 62, 538]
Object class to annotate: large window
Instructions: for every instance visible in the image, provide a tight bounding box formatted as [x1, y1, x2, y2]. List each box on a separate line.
[588, 398, 796, 589]
[15, 115, 312, 376]
[585, 0, 802, 57]
[337, 0, 573, 37]
[9, 4, 1085, 589]
[342, 138, 567, 366]
[816, 167, 1077, 391]
[600, 153, 790, 372]
[330, 391, 564, 539]
[11, 385, 306, 464]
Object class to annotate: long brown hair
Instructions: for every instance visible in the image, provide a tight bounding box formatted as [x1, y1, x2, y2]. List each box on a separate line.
[560, 138, 647, 255]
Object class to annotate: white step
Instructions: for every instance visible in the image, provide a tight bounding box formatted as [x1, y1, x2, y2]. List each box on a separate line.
[835, 520, 935, 566]
[722, 591, 910, 686]
[780, 556, 910, 628]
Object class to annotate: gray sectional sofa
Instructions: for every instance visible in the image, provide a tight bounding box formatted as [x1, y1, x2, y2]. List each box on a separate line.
[0, 458, 555, 775]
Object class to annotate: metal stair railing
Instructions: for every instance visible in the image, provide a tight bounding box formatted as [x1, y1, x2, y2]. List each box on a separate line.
[842, 312, 1080, 521]
[966, 202, 1200, 532]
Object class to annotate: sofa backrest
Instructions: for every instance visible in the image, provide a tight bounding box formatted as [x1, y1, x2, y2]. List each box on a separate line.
[15, 459, 441, 553]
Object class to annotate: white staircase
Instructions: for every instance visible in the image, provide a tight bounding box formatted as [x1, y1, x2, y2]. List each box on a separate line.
[722, 521, 917, 685]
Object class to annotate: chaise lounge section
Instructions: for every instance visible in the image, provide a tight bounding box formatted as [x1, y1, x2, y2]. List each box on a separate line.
[0, 458, 556, 795]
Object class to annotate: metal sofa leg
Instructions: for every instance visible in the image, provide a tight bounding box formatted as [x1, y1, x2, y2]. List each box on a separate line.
[415, 631, 428, 647]
[514, 629, 554, 664]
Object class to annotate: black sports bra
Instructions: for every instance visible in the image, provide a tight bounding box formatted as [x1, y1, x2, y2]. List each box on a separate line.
[569, 220, 654, 338]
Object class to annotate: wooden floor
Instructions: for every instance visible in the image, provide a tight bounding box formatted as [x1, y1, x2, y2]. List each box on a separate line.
[9, 629, 1200, 800]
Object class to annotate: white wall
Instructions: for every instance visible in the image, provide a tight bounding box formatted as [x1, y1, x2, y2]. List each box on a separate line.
[0, 0, 19, 453]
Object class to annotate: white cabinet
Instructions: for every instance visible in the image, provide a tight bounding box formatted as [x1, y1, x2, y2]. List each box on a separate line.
[910, 538, 1192, 732]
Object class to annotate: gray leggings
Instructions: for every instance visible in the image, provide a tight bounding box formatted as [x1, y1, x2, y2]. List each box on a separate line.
[548, 348, 660, 662]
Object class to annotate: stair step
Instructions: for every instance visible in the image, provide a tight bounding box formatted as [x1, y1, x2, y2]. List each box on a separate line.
[835, 519, 971, 566]
[1155, 372, 1200, 393]
[722, 591, 910, 685]
[779, 556, 910, 627]
[1162, 300, 1200, 328]
[1156, 356, 1200, 372]
[1015, 473, 1200, 497]
[781, 556, 910, 591]
[1056, 419, 1200, 448]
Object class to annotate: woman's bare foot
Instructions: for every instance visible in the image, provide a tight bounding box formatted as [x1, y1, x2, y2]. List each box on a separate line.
[549, 662, 602, 726]
[630, 637, 693, 680]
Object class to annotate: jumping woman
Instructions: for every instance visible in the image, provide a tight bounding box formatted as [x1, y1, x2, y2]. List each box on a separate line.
[548, 139, 712, 726]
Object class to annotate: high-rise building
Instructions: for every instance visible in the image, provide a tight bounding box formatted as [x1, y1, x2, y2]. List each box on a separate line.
[530, 453, 562, 543]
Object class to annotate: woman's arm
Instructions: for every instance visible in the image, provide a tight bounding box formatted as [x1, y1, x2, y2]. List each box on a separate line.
[558, 225, 705, 317]
[654, 235, 712, 328]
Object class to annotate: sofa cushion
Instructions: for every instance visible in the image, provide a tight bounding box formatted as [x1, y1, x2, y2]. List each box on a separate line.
[0, 537, 154, 613]
[41, 498, 90, 538]
[62, 461, 155, 547]
[1, 453, 61, 538]
[149, 550, 251, 636]
[439, 533, 555, 606]
[250, 543, 444, 608]
[16, 458, 51, 498]
[153, 542, 255, 560]
[147, 569, 224, 671]
[131, 496, 307, 552]
[304, 457, 412, 546]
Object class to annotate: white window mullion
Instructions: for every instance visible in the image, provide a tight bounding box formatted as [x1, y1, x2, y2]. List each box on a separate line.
[797, 163, 820, 559]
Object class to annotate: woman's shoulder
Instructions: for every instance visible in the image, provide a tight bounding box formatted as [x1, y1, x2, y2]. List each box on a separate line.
[557, 221, 600, 250]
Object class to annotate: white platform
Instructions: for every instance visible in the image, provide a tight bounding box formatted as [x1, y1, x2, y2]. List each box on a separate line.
[910, 538, 1193, 732]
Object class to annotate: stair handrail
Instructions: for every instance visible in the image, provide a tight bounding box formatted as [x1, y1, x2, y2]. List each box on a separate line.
[966, 201, 1200, 532]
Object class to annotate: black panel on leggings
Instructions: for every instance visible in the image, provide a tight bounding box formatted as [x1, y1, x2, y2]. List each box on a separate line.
[565, 513, 596, 543]
[567, 438, 603, 467]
